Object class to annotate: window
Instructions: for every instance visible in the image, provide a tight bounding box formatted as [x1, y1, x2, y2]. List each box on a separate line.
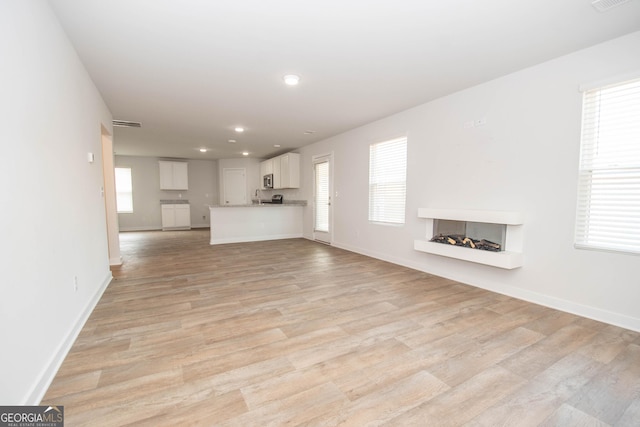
[314, 160, 329, 232]
[115, 167, 133, 213]
[575, 77, 640, 254]
[369, 136, 407, 224]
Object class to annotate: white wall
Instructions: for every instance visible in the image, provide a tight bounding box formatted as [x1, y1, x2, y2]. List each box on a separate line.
[0, 1, 114, 404]
[300, 31, 640, 332]
[115, 156, 218, 230]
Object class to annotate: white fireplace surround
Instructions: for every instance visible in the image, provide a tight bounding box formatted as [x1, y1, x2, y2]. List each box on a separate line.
[414, 208, 524, 269]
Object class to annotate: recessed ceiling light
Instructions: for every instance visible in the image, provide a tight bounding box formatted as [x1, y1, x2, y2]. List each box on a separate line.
[283, 74, 300, 86]
[242, 151, 249, 156]
[199, 148, 207, 153]
[235, 127, 245, 133]
[274, 144, 281, 148]
[303, 130, 316, 135]
[228, 139, 236, 143]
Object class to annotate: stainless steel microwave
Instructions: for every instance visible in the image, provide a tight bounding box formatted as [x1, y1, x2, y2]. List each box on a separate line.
[263, 173, 273, 189]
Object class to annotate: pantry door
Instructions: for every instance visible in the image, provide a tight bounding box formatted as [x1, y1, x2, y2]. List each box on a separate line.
[313, 154, 332, 244]
[223, 168, 247, 205]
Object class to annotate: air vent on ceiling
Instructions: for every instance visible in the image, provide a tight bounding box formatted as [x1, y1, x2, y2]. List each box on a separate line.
[112, 120, 142, 128]
[591, 0, 630, 12]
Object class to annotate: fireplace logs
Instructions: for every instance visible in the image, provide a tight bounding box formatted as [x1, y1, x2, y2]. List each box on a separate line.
[430, 234, 501, 252]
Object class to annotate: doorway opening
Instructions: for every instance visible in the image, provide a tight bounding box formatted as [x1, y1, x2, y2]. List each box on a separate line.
[313, 154, 332, 244]
[101, 125, 122, 265]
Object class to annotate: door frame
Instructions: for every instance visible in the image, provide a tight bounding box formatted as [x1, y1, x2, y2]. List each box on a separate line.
[101, 125, 122, 265]
[312, 153, 333, 244]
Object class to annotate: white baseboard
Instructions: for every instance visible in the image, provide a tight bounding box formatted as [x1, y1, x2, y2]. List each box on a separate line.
[211, 233, 303, 245]
[330, 240, 640, 333]
[191, 224, 210, 229]
[468, 280, 640, 333]
[25, 272, 113, 404]
[119, 225, 210, 232]
[118, 226, 161, 232]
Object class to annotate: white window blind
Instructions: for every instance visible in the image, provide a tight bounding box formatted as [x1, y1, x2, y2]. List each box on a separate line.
[315, 161, 329, 232]
[115, 167, 133, 213]
[575, 77, 640, 254]
[369, 137, 407, 224]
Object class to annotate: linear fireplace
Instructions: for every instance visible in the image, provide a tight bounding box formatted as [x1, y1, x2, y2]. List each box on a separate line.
[414, 208, 524, 269]
[431, 220, 505, 252]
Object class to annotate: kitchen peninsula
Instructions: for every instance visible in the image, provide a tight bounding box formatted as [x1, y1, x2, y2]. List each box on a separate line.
[208, 201, 306, 245]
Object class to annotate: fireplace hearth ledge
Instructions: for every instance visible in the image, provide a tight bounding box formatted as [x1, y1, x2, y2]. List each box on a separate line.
[415, 208, 524, 269]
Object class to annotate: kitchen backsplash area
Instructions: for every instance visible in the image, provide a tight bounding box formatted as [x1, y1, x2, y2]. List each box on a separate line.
[255, 188, 303, 202]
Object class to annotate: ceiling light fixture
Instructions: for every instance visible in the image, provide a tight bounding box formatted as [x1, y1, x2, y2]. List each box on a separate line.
[274, 144, 281, 148]
[199, 148, 207, 153]
[234, 127, 245, 133]
[283, 74, 300, 86]
[228, 139, 236, 143]
[242, 151, 249, 156]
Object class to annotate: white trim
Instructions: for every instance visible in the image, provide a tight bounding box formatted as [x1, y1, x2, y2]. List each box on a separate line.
[578, 69, 640, 92]
[574, 77, 640, 254]
[210, 233, 303, 245]
[25, 272, 113, 404]
[312, 152, 333, 245]
[118, 225, 161, 232]
[119, 224, 210, 233]
[311, 152, 333, 162]
[329, 239, 640, 332]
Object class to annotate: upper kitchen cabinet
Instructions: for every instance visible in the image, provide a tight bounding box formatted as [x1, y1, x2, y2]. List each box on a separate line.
[159, 160, 189, 190]
[260, 158, 273, 177]
[260, 152, 300, 189]
[275, 152, 300, 189]
[273, 156, 282, 189]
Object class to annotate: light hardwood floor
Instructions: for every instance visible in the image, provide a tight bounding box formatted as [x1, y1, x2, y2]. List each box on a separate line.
[43, 230, 640, 426]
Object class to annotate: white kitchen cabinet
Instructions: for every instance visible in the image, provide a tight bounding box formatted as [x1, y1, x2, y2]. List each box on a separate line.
[259, 159, 274, 189]
[260, 159, 273, 176]
[274, 152, 300, 189]
[273, 156, 282, 189]
[159, 161, 189, 190]
[260, 152, 300, 189]
[161, 204, 191, 230]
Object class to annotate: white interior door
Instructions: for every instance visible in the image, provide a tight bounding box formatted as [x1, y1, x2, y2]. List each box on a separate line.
[313, 155, 332, 244]
[223, 168, 247, 205]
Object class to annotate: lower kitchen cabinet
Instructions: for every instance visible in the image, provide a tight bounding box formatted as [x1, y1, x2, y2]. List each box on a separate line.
[161, 204, 191, 230]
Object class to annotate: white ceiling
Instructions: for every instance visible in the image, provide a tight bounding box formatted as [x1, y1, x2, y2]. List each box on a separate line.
[49, 0, 640, 160]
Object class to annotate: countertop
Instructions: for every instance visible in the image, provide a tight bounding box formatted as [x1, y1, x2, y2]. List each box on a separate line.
[209, 200, 307, 208]
[160, 199, 190, 204]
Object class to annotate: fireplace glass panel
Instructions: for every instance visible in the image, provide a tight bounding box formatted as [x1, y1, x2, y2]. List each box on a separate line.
[433, 219, 466, 236]
[433, 220, 506, 251]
